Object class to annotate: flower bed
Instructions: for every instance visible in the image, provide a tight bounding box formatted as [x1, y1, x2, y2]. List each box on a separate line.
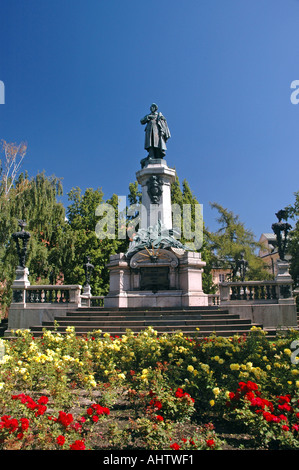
[1, 325, 299, 450]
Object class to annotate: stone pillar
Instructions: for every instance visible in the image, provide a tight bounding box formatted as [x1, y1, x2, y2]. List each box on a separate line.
[11, 267, 30, 304]
[136, 158, 176, 231]
[275, 259, 294, 303]
[178, 251, 208, 306]
[104, 253, 131, 308]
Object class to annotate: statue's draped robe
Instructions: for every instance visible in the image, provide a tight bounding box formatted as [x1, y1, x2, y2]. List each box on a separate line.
[141, 112, 171, 153]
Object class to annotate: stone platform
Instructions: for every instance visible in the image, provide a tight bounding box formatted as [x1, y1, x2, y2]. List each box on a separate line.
[104, 249, 209, 309]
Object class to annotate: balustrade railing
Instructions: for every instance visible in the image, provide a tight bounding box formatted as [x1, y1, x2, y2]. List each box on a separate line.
[26, 287, 70, 304]
[208, 294, 220, 306]
[11, 285, 82, 306]
[80, 295, 105, 307]
[219, 280, 293, 303]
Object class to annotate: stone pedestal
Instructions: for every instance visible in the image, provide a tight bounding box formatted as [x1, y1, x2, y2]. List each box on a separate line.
[104, 249, 208, 309]
[104, 156, 208, 309]
[136, 159, 176, 230]
[275, 260, 292, 282]
[275, 259, 294, 305]
[11, 267, 30, 303]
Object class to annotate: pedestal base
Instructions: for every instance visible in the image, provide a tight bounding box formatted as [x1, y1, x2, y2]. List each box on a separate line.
[104, 250, 208, 309]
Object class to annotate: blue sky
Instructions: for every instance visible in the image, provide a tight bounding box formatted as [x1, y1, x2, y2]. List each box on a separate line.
[0, 0, 299, 240]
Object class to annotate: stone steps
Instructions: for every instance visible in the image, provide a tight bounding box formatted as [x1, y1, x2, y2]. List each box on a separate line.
[27, 306, 263, 338]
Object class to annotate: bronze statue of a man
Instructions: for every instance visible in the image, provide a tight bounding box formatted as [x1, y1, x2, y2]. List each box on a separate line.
[140, 104, 171, 160]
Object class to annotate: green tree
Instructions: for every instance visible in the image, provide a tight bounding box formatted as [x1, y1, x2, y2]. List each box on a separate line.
[50, 187, 124, 296]
[0, 170, 66, 315]
[285, 191, 299, 287]
[206, 202, 270, 281]
[171, 176, 214, 293]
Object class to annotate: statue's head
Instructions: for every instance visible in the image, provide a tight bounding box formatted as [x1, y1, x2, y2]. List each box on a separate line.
[150, 103, 158, 112]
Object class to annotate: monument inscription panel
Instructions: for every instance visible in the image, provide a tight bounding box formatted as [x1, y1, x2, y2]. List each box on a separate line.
[140, 267, 169, 292]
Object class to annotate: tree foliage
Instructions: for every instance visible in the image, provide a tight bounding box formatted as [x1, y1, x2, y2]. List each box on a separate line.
[285, 191, 299, 287]
[206, 202, 271, 281]
[0, 170, 66, 314]
[50, 187, 124, 296]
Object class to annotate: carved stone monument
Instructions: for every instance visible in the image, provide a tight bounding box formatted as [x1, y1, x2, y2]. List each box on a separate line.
[104, 105, 208, 308]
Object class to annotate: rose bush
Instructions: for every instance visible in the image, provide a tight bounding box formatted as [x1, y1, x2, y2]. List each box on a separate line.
[0, 325, 299, 449]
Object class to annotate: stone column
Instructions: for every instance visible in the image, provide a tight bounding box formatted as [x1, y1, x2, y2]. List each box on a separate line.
[104, 253, 131, 308]
[275, 259, 294, 303]
[11, 267, 30, 304]
[178, 251, 208, 306]
[136, 159, 176, 231]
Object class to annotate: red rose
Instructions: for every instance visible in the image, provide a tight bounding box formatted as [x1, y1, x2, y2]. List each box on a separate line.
[170, 443, 180, 450]
[156, 415, 164, 421]
[153, 400, 162, 410]
[56, 435, 65, 446]
[38, 396, 49, 405]
[57, 411, 74, 428]
[278, 403, 293, 413]
[35, 405, 47, 416]
[175, 388, 184, 398]
[70, 439, 86, 450]
[206, 439, 215, 447]
[20, 418, 30, 431]
[278, 395, 291, 404]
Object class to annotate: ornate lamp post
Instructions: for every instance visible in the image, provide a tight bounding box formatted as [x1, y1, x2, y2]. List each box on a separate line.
[236, 253, 248, 282]
[271, 210, 293, 297]
[12, 220, 31, 268]
[11, 220, 31, 302]
[271, 210, 291, 261]
[83, 256, 94, 287]
[82, 256, 94, 299]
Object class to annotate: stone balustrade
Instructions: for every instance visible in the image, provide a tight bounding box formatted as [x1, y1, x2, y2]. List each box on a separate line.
[219, 280, 293, 303]
[12, 284, 82, 307]
[207, 294, 220, 306]
[218, 279, 297, 329]
[7, 284, 82, 331]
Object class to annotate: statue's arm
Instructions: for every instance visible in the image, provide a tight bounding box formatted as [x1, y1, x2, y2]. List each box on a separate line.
[140, 114, 150, 125]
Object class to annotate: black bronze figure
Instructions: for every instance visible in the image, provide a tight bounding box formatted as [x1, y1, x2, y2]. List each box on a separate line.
[12, 220, 31, 268]
[140, 103, 171, 160]
[83, 256, 94, 287]
[271, 210, 292, 261]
